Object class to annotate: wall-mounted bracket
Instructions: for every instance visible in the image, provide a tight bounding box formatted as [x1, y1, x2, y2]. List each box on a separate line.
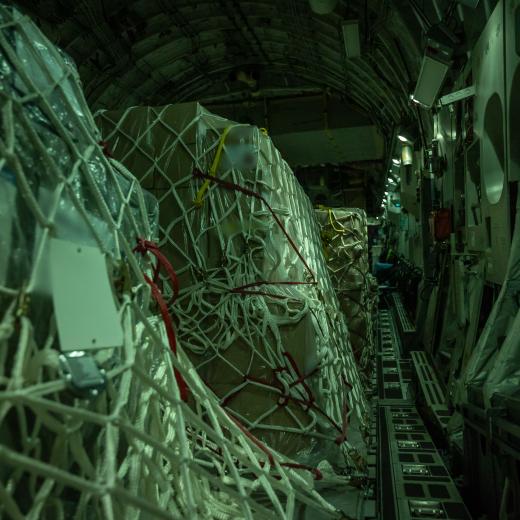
[437, 85, 476, 107]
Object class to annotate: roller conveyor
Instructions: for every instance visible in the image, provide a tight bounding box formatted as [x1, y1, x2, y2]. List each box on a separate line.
[375, 302, 471, 520]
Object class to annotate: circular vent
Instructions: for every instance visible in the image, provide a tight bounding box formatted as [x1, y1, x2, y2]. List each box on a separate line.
[482, 93, 505, 205]
[509, 65, 520, 181]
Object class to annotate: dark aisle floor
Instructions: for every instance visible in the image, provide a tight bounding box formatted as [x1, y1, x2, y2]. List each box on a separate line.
[374, 292, 471, 520]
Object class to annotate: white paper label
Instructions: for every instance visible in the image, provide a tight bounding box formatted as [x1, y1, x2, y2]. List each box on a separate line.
[50, 238, 123, 351]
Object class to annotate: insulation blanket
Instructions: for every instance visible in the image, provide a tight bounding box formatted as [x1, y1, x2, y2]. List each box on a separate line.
[316, 208, 376, 378]
[97, 104, 369, 467]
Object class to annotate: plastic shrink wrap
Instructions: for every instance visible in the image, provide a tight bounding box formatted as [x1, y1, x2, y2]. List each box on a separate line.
[316, 208, 376, 380]
[97, 104, 369, 469]
[460, 191, 520, 407]
[0, 5, 352, 519]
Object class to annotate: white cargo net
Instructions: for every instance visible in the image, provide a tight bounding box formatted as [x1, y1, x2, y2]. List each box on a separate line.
[316, 209, 377, 379]
[96, 102, 369, 473]
[0, 6, 364, 519]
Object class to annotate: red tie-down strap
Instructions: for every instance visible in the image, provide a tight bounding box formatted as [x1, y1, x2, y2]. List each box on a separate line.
[133, 238, 188, 402]
[199, 379, 323, 481]
[227, 412, 323, 480]
[99, 140, 113, 158]
[134, 238, 179, 300]
[336, 375, 353, 445]
[192, 169, 317, 298]
[282, 351, 351, 443]
[221, 351, 351, 446]
[189, 169, 350, 473]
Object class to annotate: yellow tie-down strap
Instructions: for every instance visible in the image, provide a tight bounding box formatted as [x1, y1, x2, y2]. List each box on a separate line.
[316, 205, 346, 234]
[328, 208, 346, 234]
[193, 125, 233, 207]
[193, 125, 268, 207]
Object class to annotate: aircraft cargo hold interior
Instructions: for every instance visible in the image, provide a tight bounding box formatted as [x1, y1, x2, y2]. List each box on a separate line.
[0, 0, 519, 518]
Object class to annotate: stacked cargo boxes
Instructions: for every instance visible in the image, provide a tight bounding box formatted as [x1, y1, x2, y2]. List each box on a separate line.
[97, 105, 369, 468]
[316, 208, 376, 380]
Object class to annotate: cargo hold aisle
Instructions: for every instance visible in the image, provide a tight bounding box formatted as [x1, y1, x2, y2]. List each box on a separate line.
[374, 292, 472, 520]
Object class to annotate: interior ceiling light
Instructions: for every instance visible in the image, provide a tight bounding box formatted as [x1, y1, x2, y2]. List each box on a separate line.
[397, 122, 418, 144]
[412, 55, 450, 108]
[412, 24, 457, 108]
[392, 158, 401, 166]
[342, 20, 361, 58]
[401, 144, 414, 166]
[388, 178, 396, 184]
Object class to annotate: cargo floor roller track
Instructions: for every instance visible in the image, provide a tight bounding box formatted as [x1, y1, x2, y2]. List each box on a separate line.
[375, 300, 471, 520]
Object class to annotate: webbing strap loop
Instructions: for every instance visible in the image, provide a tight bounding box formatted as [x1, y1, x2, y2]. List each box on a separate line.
[134, 238, 179, 302]
[133, 238, 188, 402]
[192, 168, 317, 286]
[328, 209, 346, 234]
[193, 125, 236, 208]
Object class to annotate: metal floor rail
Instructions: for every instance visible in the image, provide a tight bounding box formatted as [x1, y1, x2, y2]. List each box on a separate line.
[391, 292, 416, 335]
[411, 351, 451, 437]
[376, 305, 471, 520]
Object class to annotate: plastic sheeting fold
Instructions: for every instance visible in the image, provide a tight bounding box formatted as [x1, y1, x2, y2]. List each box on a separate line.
[461, 191, 520, 406]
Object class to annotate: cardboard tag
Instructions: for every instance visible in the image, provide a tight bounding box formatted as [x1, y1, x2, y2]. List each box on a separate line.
[50, 238, 123, 351]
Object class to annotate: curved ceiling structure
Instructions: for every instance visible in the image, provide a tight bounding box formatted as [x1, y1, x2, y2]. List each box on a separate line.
[13, 0, 492, 212]
[17, 0, 426, 129]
